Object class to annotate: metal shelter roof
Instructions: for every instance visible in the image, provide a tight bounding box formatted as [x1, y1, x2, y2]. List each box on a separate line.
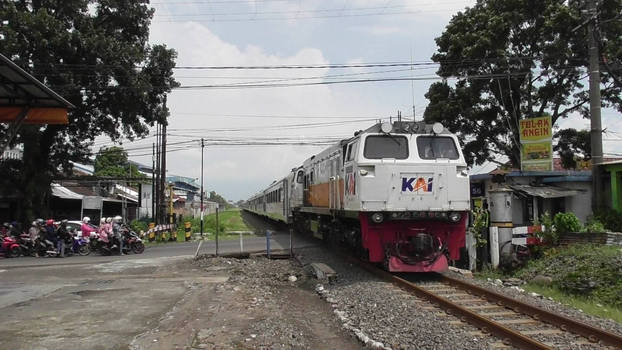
[0, 53, 74, 124]
[509, 184, 582, 199]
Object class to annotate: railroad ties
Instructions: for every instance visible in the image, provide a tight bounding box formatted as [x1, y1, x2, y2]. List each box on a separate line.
[348, 255, 622, 350]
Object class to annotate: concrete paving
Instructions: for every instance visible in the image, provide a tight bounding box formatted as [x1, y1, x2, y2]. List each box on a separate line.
[0, 232, 303, 269]
[0, 229, 323, 350]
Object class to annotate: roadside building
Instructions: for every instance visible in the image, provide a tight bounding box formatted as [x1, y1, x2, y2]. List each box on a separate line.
[469, 158, 621, 226]
[0, 144, 23, 161]
[602, 160, 622, 211]
[50, 180, 138, 222]
[0, 53, 73, 221]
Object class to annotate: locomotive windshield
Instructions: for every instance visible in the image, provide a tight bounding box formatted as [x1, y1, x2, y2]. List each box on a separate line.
[363, 135, 409, 159]
[416, 136, 459, 160]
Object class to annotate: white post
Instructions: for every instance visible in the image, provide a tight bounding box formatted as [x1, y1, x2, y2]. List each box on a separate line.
[490, 226, 500, 269]
[466, 231, 477, 271]
[239, 231, 244, 253]
[533, 196, 539, 223]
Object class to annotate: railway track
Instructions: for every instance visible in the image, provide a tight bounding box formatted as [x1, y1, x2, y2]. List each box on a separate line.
[350, 257, 622, 349]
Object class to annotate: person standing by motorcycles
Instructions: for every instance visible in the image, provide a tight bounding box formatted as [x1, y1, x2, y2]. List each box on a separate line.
[105, 217, 113, 237]
[45, 219, 56, 250]
[81, 217, 96, 239]
[1, 223, 9, 236]
[98, 218, 106, 235]
[28, 221, 39, 257]
[112, 216, 125, 255]
[28, 221, 39, 241]
[9, 222, 21, 238]
[56, 220, 70, 258]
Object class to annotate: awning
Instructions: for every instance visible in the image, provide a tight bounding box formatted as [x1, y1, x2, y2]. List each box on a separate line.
[0, 53, 74, 124]
[510, 184, 581, 198]
[51, 183, 84, 200]
[114, 184, 138, 203]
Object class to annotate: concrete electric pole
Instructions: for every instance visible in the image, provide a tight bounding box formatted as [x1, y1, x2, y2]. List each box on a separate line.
[587, 0, 604, 209]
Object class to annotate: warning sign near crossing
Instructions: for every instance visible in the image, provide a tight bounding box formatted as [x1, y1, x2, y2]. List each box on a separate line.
[519, 116, 553, 171]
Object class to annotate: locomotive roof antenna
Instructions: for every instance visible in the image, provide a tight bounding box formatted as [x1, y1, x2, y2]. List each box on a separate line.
[411, 46, 416, 122]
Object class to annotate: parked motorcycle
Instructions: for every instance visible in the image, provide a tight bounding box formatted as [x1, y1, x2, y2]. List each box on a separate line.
[123, 228, 145, 254]
[62, 229, 90, 256]
[1, 234, 21, 258]
[96, 231, 118, 256]
[17, 233, 37, 257]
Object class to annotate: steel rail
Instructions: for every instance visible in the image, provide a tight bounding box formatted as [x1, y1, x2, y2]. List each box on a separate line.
[439, 274, 622, 348]
[346, 256, 552, 350]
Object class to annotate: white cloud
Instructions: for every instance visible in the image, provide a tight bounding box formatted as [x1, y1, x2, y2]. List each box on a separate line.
[350, 25, 401, 35]
[136, 21, 379, 200]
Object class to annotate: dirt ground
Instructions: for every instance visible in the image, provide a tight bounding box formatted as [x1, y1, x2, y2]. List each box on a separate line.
[0, 254, 359, 350]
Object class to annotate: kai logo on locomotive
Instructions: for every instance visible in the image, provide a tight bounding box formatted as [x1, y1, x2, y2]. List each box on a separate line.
[401, 177, 433, 193]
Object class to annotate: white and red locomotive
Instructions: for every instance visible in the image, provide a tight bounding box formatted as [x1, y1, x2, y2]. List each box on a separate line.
[244, 121, 470, 272]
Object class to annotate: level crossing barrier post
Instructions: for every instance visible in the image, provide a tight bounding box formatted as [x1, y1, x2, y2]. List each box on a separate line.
[215, 207, 219, 256]
[266, 229, 271, 258]
[239, 231, 244, 253]
[289, 228, 293, 256]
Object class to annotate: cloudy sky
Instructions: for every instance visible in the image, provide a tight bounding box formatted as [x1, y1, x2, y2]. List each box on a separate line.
[101, 0, 620, 202]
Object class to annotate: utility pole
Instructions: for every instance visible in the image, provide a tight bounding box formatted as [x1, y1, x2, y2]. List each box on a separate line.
[588, 0, 604, 209]
[200, 138, 205, 237]
[155, 123, 161, 225]
[160, 96, 168, 224]
[152, 142, 155, 220]
[161, 121, 167, 224]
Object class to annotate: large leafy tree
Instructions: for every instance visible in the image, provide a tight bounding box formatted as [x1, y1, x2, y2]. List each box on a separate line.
[554, 128, 591, 169]
[0, 1, 178, 221]
[94, 146, 144, 178]
[424, 0, 622, 167]
[209, 191, 232, 209]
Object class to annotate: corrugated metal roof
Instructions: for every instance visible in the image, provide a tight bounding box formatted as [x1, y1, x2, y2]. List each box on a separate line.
[509, 184, 582, 198]
[51, 183, 83, 200]
[0, 54, 74, 109]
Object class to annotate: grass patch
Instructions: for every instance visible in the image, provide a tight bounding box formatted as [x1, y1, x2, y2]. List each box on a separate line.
[522, 283, 622, 323]
[143, 209, 255, 245]
[174, 209, 253, 241]
[184, 208, 252, 234]
[475, 266, 507, 281]
[516, 244, 622, 308]
[473, 244, 622, 323]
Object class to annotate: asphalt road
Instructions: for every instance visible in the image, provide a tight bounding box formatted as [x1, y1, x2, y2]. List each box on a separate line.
[0, 231, 307, 269]
[0, 221, 322, 350]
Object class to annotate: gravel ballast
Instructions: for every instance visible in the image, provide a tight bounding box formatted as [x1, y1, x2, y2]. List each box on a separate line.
[295, 246, 493, 349]
[460, 274, 622, 341]
[192, 255, 360, 349]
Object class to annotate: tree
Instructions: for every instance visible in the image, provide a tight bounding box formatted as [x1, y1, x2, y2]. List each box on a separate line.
[0, 1, 179, 222]
[94, 146, 145, 179]
[424, 0, 622, 167]
[554, 128, 591, 169]
[209, 191, 232, 209]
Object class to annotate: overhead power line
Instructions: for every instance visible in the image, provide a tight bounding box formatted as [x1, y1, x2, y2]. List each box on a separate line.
[156, 4, 410, 17]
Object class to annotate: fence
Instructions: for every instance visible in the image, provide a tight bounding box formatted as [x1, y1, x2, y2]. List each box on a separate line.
[559, 232, 622, 246]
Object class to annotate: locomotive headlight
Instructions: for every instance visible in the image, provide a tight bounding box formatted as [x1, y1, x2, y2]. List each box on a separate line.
[371, 212, 384, 223]
[359, 169, 368, 176]
[432, 122, 444, 134]
[449, 212, 462, 223]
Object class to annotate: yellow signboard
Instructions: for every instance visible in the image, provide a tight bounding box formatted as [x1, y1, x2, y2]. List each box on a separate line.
[519, 116, 553, 171]
[521, 141, 552, 161]
[522, 160, 553, 172]
[519, 116, 552, 141]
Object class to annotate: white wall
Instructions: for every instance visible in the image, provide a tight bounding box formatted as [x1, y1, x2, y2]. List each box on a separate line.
[564, 182, 592, 223]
